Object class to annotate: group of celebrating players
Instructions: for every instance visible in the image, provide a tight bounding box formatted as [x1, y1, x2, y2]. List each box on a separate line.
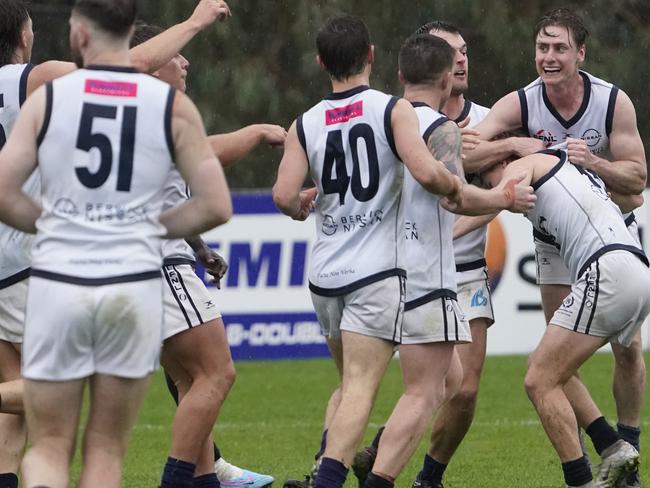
[0, 1, 646, 488]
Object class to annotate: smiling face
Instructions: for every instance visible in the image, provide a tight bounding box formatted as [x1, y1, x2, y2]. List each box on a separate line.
[535, 24, 585, 86]
[429, 29, 468, 96]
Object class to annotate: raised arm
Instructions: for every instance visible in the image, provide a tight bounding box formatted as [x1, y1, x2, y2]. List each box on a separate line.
[129, 0, 231, 73]
[161, 92, 232, 238]
[27, 0, 232, 95]
[392, 99, 460, 197]
[567, 89, 646, 195]
[209, 124, 286, 167]
[0, 87, 46, 233]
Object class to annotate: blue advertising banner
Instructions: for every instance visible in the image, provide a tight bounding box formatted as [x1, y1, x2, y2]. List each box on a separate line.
[198, 193, 329, 360]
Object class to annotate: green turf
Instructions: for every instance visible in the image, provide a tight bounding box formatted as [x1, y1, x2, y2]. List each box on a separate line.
[83, 352, 649, 487]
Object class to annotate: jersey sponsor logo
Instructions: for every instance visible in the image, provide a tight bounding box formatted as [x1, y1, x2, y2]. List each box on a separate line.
[322, 215, 338, 235]
[84, 79, 138, 97]
[404, 221, 418, 240]
[471, 288, 488, 307]
[581, 128, 602, 148]
[533, 129, 558, 147]
[53, 198, 80, 217]
[562, 295, 575, 308]
[325, 101, 363, 125]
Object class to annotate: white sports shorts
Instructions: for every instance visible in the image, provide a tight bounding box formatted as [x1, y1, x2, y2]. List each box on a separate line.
[162, 264, 222, 341]
[0, 278, 28, 343]
[536, 217, 641, 286]
[456, 267, 495, 325]
[402, 295, 471, 345]
[311, 275, 405, 343]
[22, 276, 164, 381]
[551, 251, 650, 346]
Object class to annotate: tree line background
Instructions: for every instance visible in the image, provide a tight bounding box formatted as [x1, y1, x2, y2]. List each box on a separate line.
[31, 0, 650, 188]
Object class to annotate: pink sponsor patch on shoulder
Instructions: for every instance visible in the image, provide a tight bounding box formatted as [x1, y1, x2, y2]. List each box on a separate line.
[84, 79, 138, 97]
[325, 101, 363, 125]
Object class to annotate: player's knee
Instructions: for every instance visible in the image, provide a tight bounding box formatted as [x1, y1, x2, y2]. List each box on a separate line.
[613, 342, 646, 371]
[450, 383, 479, 415]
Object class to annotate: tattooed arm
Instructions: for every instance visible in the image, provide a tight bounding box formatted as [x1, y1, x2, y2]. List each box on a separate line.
[426, 120, 466, 183]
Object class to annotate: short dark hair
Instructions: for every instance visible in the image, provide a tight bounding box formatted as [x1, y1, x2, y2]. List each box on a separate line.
[130, 20, 163, 48]
[72, 0, 136, 38]
[399, 34, 454, 86]
[0, 0, 30, 66]
[413, 20, 461, 37]
[534, 8, 589, 47]
[316, 14, 371, 81]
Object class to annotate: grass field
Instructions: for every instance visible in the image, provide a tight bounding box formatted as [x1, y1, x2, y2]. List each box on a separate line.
[75, 352, 650, 487]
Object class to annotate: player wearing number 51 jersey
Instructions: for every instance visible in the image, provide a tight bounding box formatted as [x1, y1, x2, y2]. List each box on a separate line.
[274, 14, 466, 488]
[0, 1, 232, 486]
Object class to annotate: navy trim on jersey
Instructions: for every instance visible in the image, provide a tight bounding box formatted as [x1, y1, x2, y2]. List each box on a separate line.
[532, 150, 567, 190]
[324, 85, 369, 100]
[164, 86, 176, 159]
[404, 288, 457, 312]
[308, 268, 406, 297]
[296, 114, 307, 156]
[625, 213, 636, 227]
[30, 269, 161, 286]
[36, 82, 53, 147]
[162, 257, 196, 267]
[533, 228, 560, 250]
[411, 101, 432, 109]
[517, 89, 529, 134]
[577, 244, 649, 278]
[163, 265, 192, 327]
[19, 63, 34, 106]
[384, 96, 400, 160]
[541, 72, 591, 129]
[574, 164, 603, 189]
[0, 268, 30, 290]
[422, 117, 451, 144]
[85, 65, 139, 73]
[454, 99, 472, 124]
[455, 258, 487, 273]
[605, 86, 619, 136]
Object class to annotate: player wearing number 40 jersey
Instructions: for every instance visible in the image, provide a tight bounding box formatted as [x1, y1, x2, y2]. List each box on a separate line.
[274, 16, 535, 488]
[0, 1, 232, 487]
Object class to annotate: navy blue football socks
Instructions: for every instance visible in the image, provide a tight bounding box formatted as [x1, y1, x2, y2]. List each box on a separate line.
[561, 456, 592, 487]
[0, 473, 18, 488]
[160, 457, 195, 488]
[420, 454, 447, 483]
[193, 473, 220, 488]
[314, 457, 348, 488]
[617, 422, 641, 451]
[585, 417, 620, 455]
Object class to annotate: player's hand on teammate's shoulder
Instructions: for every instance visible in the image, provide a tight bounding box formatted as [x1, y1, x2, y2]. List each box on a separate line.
[292, 187, 318, 221]
[500, 173, 536, 213]
[258, 124, 288, 148]
[509, 136, 546, 157]
[566, 137, 598, 169]
[196, 246, 229, 289]
[190, 0, 232, 30]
